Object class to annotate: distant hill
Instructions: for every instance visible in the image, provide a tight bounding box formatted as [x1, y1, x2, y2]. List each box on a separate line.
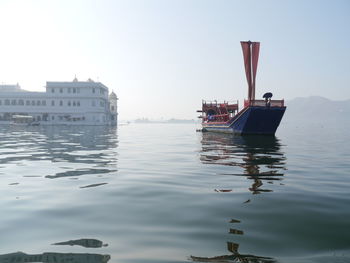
[284, 96, 350, 123]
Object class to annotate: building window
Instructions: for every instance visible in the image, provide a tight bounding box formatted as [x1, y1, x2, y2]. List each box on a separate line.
[0, 100, 1, 105]
[100, 101, 104, 107]
[5, 99, 10, 105]
[52, 116, 55, 120]
[68, 88, 71, 93]
[42, 100, 46, 106]
[73, 88, 76, 93]
[51, 88, 55, 93]
[68, 101, 71, 106]
[77, 88, 80, 93]
[37, 100, 41, 106]
[19, 100, 24, 106]
[59, 116, 63, 121]
[60, 88, 63, 93]
[92, 88, 95, 93]
[73, 101, 76, 106]
[100, 88, 104, 94]
[92, 100, 96, 107]
[26, 100, 30, 106]
[32, 100, 35, 106]
[51, 100, 55, 106]
[111, 106, 114, 111]
[77, 101, 80, 106]
[59, 100, 63, 106]
[11, 100, 16, 105]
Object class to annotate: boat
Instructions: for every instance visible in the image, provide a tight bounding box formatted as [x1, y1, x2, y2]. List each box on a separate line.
[197, 41, 286, 135]
[10, 115, 35, 126]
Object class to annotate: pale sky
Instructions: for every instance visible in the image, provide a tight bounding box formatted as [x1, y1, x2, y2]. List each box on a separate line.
[0, 0, 349, 120]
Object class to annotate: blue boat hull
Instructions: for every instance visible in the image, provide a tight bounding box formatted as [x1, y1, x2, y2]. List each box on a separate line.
[202, 106, 286, 135]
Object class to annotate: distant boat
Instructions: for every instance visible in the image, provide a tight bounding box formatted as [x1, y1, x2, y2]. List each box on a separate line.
[197, 41, 286, 135]
[10, 115, 35, 126]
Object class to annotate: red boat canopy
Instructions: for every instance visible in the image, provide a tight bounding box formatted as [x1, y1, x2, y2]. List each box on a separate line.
[241, 41, 260, 102]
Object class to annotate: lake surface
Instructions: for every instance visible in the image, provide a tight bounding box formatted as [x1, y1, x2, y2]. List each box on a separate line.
[0, 120, 349, 263]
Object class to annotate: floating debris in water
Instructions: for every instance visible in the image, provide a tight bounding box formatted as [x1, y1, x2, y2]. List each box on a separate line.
[243, 199, 251, 204]
[52, 238, 108, 248]
[9, 183, 19, 185]
[80, 183, 108, 189]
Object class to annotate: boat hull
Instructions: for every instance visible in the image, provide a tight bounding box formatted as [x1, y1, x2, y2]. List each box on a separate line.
[202, 106, 286, 135]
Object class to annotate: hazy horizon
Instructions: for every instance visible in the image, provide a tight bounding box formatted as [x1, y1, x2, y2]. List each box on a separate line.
[1, 0, 349, 120]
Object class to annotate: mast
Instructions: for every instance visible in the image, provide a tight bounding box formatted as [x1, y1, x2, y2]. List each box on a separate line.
[241, 41, 260, 103]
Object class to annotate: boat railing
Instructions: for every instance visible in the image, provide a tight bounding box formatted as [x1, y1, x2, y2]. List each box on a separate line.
[203, 113, 230, 123]
[202, 100, 218, 106]
[244, 99, 284, 107]
[202, 100, 238, 106]
[199, 100, 239, 121]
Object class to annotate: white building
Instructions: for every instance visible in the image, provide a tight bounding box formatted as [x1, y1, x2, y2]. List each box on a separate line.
[0, 78, 118, 125]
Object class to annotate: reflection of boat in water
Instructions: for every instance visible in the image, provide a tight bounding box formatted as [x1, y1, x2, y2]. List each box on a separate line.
[191, 252, 274, 262]
[192, 133, 286, 262]
[0, 252, 110, 263]
[190, 216, 276, 263]
[200, 132, 286, 194]
[191, 253, 274, 262]
[197, 41, 286, 135]
[190, 217, 276, 263]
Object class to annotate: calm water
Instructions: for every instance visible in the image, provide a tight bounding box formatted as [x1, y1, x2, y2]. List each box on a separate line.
[0, 120, 349, 263]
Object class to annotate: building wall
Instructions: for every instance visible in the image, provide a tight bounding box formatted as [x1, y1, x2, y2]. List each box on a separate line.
[0, 81, 117, 125]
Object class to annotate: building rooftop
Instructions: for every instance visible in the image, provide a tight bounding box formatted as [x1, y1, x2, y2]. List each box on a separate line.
[0, 84, 23, 92]
[46, 79, 108, 90]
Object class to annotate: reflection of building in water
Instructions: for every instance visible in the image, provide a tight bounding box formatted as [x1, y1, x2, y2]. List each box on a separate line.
[44, 126, 119, 179]
[0, 239, 110, 263]
[52, 238, 108, 248]
[200, 133, 286, 194]
[0, 125, 118, 180]
[0, 252, 110, 263]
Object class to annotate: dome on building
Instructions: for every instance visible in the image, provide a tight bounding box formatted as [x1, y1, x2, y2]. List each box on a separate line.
[109, 91, 117, 99]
